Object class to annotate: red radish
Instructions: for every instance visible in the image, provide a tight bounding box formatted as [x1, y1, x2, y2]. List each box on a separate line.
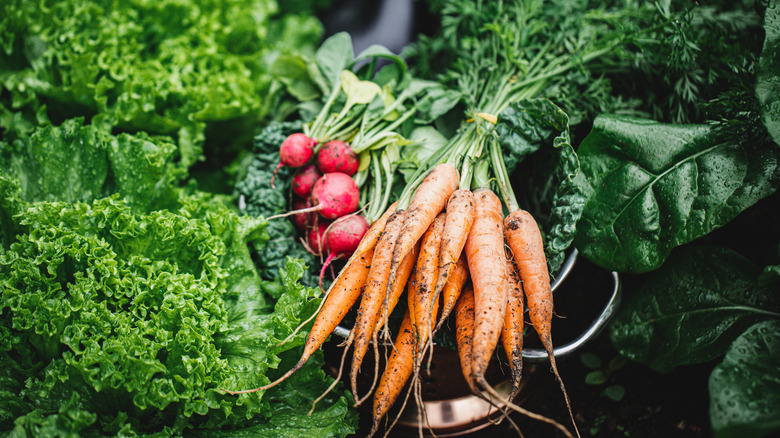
[307, 220, 332, 256]
[271, 133, 316, 188]
[266, 172, 360, 222]
[318, 214, 370, 289]
[291, 165, 323, 198]
[290, 197, 313, 231]
[310, 173, 360, 220]
[316, 140, 359, 176]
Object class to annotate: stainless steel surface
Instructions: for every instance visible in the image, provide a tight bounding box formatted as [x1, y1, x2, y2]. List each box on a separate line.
[523, 266, 622, 362]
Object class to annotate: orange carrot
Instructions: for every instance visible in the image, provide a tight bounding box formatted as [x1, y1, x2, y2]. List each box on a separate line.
[432, 189, 475, 304]
[385, 163, 459, 308]
[454, 285, 476, 391]
[350, 209, 407, 402]
[374, 241, 419, 340]
[222, 247, 374, 394]
[505, 208, 579, 438]
[464, 188, 508, 386]
[330, 201, 397, 288]
[369, 311, 416, 437]
[433, 253, 468, 334]
[501, 250, 524, 401]
[408, 213, 445, 353]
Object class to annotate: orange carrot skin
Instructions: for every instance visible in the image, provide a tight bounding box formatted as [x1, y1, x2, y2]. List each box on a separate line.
[434, 253, 468, 333]
[302, 247, 375, 360]
[408, 213, 445, 349]
[464, 188, 508, 384]
[501, 252, 525, 400]
[350, 209, 407, 398]
[433, 189, 475, 301]
[373, 241, 419, 338]
[370, 311, 415, 436]
[330, 201, 397, 288]
[385, 163, 459, 303]
[504, 209, 551, 344]
[454, 285, 476, 391]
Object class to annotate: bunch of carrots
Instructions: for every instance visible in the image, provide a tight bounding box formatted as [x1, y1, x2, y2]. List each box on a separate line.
[224, 108, 580, 437]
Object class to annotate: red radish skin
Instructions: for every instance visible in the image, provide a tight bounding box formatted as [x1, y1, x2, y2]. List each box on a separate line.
[310, 173, 360, 220]
[318, 214, 370, 288]
[307, 220, 332, 256]
[291, 165, 323, 198]
[266, 173, 360, 222]
[291, 197, 313, 231]
[271, 133, 316, 188]
[316, 140, 359, 176]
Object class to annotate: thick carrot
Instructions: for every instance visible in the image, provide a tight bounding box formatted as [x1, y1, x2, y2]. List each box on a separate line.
[454, 285, 476, 391]
[433, 253, 468, 335]
[464, 188, 508, 385]
[505, 208, 580, 438]
[349, 209, 407, 402]
[222, 247, 374, 394]
[432, 189, 475, 304]
[385, 163, 459, 308]
[408, 213, 445, 352]
[369, 311, 416, 438]
[501, 250, 524, 401]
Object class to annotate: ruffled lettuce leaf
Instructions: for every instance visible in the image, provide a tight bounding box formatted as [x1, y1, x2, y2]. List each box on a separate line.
[0, 0, 323, 168]
[0, 124, 355, 436]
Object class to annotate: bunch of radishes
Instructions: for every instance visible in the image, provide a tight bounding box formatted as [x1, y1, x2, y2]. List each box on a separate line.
[274, 132, 370, 286]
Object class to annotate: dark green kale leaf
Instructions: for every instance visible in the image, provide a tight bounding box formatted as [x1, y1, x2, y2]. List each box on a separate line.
[235, 121, 319, 290]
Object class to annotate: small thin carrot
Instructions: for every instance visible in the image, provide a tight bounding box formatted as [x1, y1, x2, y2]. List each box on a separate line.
[369, 311, 416, 438]
[375, 241, 419, 340]
[222, 247, 374, 394]
[454, 285, 476, 392]
[385, 163, 459, 310]
[408, 213, 445, 354]
[350, 209, 407, 402]
[464, 188, 508, 386]
[431, 188, 475, 305]
[505, 208, 579, 438]
[501, 249, 524, 401]
[433, 253, 468, 335]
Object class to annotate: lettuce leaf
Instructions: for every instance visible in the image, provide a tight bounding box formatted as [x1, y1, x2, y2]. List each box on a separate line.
[0, 0, 323, 168]
[0, 120, 355, 436]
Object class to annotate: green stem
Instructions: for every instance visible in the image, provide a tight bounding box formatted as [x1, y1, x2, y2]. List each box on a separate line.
[489, 136, 519, 212]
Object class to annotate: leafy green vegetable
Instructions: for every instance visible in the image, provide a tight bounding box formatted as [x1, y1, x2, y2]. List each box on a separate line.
[496, 99, 583, 275]
[573, 115, 780, 273]
[757, 0, 780, 146]
[0, 0, 323, 168]
[610, 245, 780, 373]
[709, 320, 780, 438]
[235, 122, 319, 289]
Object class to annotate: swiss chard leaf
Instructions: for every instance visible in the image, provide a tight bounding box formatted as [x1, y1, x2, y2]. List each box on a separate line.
[609, 245, 780, 373]
[709, 319, 780, 438]
[496, 99, 584, 275]
[757, 0, 780, 147]
[574, 115, 780, 273]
